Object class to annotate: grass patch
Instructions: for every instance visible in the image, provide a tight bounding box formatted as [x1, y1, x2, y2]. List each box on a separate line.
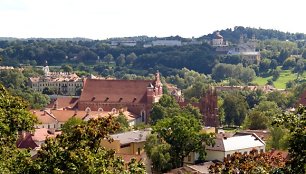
[253, 69, 302, 89]
[253, 76, 269, 86]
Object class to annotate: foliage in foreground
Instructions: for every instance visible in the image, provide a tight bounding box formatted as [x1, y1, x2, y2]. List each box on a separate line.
[272, 105, 306, 174]
[209, 149, 287, 174]
[0, 83, 146, 174]
[31, 116, 146, 174]
[146, 95, 215, 173]
[0, 84, 38, 173]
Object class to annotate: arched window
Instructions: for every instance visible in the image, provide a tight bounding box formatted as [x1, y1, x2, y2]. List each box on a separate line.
[85, 107, 91, 113]
[98, 108, 103, 112]
[111, 108, 117, 114]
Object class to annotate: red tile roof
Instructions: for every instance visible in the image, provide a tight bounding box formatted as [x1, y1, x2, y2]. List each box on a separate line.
[17, 133, 38, 149]
[79, 79, 154, 104]
[31, 110, 57, 124]
[46, 97, 79, 109]
[32, 128, 61, 142]
[50, 110, 137, 122]
[17, 128, 61, 149]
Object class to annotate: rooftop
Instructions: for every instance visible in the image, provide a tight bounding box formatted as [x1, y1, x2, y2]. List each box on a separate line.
[79, 78, 155, 103]
[207, 134, 265, 152]
[111, 130, 151, 145]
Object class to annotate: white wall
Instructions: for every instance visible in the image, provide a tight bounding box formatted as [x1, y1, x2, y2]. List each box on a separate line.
[206, 150, 225, 162]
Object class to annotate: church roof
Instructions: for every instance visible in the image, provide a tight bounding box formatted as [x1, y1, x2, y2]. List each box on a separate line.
[79, 79, 155, 104]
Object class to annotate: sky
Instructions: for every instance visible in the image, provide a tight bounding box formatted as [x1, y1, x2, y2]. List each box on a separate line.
[0, 0, 305, 39]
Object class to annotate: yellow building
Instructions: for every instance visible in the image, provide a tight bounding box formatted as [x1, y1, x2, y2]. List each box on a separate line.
[101, 130, 151, 171]
[29, 66, 83, 96]
[101, 130, 151, 155]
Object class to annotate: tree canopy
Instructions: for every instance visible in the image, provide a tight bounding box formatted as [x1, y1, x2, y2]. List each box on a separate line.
[272, 106, 306, 173]
[32, 116, 146, 173]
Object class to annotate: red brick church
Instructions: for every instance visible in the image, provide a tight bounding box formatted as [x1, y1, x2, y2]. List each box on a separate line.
[78, 72, 163, 122]
[179, 87, 219, 127]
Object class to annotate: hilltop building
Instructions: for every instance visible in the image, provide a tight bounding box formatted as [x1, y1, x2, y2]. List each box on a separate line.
[152, 40, 182, 46]
[111, 40, 137, 47]
[211, 32, 228, 47]
[227, 35, 261, 64]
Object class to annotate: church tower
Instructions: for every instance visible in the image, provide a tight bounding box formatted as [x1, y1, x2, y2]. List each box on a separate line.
[200, 87, 219, 127]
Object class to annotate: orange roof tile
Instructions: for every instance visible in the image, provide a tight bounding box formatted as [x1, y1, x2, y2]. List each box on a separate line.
[31, 110, 57, 124]
[50, 110, 137, 122]
[46, 97, 79, 109]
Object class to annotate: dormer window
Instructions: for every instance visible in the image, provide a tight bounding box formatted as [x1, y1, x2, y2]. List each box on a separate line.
[133, 97, 137, 102]
[91, 96, 96, 101]
[119, 98, 123, 102]
[105, 97, 109, 102]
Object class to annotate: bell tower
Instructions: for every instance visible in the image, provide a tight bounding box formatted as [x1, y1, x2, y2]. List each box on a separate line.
[154, 71, 163, 96]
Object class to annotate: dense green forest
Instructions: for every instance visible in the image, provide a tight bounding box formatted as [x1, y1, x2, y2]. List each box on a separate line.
[0, 26, 306, 84]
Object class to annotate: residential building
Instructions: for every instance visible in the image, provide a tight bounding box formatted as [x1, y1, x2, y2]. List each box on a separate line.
[32, 108, 140, 130]
[29, 66, 83, 96]
[152, 40, 182, 46]
[111, 40, 137, 47]
[0, 66, 14, 70]
[168, 161, 214, 174]
[205, 134, 266, 162]
[78, 72, 163, 123]
[101, 130, 151, 155]
[166, 83, 183, 102]
[102, 130, 151, 171]
[17, 128, 61, 156]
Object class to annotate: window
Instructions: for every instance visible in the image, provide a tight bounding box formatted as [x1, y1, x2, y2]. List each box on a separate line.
[260, 149, 264, 153]
[138, 148, 141, 155]
[120, 144, 131, 148]
[244, 151, 247, 155]
[85, 107, 91, 112]
[226, 154, 231, 158]
[141, 110, 145, 122]
[48, 124, 50, 129]
[188, 154, 191, 161]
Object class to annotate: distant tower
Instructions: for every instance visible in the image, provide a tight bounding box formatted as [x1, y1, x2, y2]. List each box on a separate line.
[212, 31, 224, 47]
[239, 34, 244, 44]
[250, 34, 257, 51]
[42, 61, 50, 76]
[252, 34, 256, 41]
